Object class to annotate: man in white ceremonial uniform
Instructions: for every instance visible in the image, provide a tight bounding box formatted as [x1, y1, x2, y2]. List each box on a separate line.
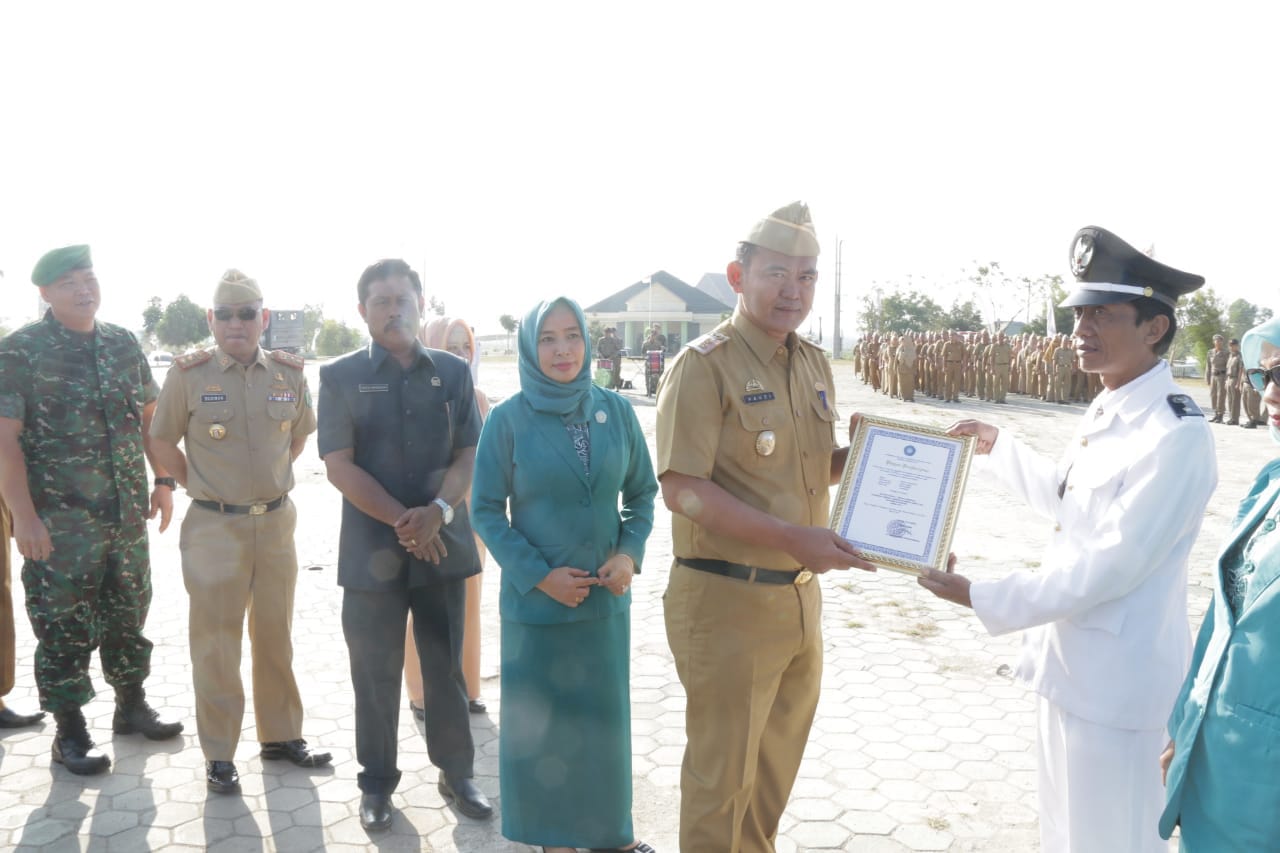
[918, 226, 1218, 853]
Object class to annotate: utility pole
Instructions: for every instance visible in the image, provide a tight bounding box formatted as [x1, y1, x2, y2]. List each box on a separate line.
[832, 238, 843, 358]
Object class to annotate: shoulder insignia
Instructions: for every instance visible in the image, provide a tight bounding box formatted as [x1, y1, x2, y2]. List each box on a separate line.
[269, 350, 305, 370]
[1167, 394, 1204, 419]
[687, 331, 730, 355]
[175, 349, 213, 370]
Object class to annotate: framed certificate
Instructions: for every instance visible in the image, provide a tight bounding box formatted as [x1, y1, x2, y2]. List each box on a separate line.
[830, 415, 976, 575]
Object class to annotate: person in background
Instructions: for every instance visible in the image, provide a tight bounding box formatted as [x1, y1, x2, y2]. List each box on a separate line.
[1207, 334, 1228, 422]
[472, 296, 657, 853]
[1160, 316, 1280, 849]
[1, 496, 45, 729]
[405, 316, 490, 718]
[596, 326, 623, 390]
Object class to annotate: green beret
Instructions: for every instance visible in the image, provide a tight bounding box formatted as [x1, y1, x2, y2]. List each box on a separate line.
[32, 245, 92, 286]
[213, 269, 263, 304]
[743, 201, 820, 258]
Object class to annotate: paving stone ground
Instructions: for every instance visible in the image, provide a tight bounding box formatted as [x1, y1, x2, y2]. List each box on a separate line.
[1, 357, 1269, 852]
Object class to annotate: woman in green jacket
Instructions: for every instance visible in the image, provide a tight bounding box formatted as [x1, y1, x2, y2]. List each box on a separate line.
[472, 297, 657, 853]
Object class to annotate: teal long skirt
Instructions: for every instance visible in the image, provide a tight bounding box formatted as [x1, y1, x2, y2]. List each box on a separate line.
[500, 611, 633, 848]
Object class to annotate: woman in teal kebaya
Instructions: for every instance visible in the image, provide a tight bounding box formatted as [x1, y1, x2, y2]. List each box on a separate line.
[1160, 316, 1280, 849]
[472, 297, 657, 853]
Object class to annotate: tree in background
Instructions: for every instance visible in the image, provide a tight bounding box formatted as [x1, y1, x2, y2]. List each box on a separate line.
[1023, 275, 1071, 336]
[315, 319, 367, 356]
[428, 295, 446, 317]
[302, 304, 324, 352]
[1174, 288, 1226, 366]
[142, 297, 163, 340]
[1226, 298, 1275, 342]
[499, 313, 518, 351]
[156, 295, 209, 350]
[943, 299, 984, 331]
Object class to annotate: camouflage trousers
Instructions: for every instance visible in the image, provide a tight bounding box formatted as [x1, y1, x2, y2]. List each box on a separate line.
[21, 510, 153, 712]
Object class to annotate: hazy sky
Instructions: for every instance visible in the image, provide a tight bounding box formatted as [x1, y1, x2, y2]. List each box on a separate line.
[3, 1, 1277, 339]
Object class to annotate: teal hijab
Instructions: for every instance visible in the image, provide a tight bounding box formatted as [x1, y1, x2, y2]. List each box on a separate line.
[1242, 316, 1280, 445]
[518, 297, 595, 424]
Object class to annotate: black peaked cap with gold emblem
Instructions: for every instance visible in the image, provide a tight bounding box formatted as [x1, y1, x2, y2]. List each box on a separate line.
[1060, 226, 1204, 310]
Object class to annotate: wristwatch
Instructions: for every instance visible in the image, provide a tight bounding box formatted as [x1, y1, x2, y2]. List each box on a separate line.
[154, 477, 177, 489]
[432, 497, 454, 525]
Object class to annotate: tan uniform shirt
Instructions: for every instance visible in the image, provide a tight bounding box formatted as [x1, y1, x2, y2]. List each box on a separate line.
[656, 311, 837, 570]
[150, 347, 316, 503]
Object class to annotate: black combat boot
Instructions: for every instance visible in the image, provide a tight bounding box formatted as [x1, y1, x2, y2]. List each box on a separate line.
[112, 685, 184, 741]
[52, 708, 112, 775]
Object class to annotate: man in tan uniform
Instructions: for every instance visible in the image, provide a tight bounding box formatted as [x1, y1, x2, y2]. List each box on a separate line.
[1225, 337, 1243, 425]
[989, 332, 1012, 403]
[1, 498, 45, 728]
[1206, 334, 1228, 422]
[897, 333, 917, 402]
[149, 270, 331, 794]
[1052, 335, 1074, 405]
[942, 332, 964, 402]
[657, 202, 874, 852]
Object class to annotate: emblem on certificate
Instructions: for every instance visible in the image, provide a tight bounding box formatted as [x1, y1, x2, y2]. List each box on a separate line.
[829, 415, 975, 575]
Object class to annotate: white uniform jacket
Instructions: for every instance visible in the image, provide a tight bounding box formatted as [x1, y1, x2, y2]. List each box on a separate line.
[970, 361, 1217, 730]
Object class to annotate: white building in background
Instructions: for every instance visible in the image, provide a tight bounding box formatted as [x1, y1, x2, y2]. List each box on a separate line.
[584, 270, 734, 353]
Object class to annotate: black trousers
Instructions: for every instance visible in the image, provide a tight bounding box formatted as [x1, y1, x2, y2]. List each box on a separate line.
[342, 578, 473, 794]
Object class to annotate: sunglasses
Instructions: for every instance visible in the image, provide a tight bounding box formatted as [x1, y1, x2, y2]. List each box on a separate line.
[1246, 366, 1280, 393]
[213, 307, 260, 322]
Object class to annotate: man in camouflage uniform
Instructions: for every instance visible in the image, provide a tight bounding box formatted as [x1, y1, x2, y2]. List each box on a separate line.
[0, 245, 183, 775]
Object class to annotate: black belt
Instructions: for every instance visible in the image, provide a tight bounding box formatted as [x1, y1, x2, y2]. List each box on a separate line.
[193, 496, 287, 516]
[679, 558, 813, 586]
[1213, 371, 1227, 376]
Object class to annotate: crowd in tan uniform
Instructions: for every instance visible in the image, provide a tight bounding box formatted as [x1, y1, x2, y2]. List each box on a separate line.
[1205, 333, 1265, 428]
[854, 329, 1106, 405]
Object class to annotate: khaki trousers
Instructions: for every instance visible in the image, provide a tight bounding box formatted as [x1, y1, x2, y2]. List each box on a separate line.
[897, 366, 915, 401]
[992, 365, 1009, 402]
[181, 499, 304, 760]
[665, 561, 823, 853]
[1210, 375, 1226, 415]
[1, 503, 14, 701]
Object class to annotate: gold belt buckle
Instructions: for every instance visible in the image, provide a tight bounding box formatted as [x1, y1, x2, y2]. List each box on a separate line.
[794, 570, 814, 585]
[249, 503, 267, 516]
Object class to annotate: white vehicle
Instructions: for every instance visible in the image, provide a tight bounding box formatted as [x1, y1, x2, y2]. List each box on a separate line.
[148, 351, 174, 368]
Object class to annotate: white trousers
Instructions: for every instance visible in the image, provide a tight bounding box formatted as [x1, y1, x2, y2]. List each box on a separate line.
[1036, 698, 1171, 853]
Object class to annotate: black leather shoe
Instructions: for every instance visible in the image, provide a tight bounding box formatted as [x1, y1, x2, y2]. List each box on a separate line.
[359, 793, 393, 831]
[112, 686, 184, 740]
[590, 844, 657, 853]
[438, 775, 493, 820]
[260, 739, 332, 767]
[206, 760, 240, 794]
[409, 701, 425, 723]
[468, 697, 487, 715]
[0, 706, 46, 728]
[51, 710, 111, 775]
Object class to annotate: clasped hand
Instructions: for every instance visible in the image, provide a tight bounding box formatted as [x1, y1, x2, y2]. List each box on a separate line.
[394, 505, 447, 563]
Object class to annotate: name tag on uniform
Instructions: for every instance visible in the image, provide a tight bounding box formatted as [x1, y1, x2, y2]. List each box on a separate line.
[358, 384, 389, 393]
[268, 392, 297, 402]
[743, 392, 776, 404]
[201, 393, 227, 402]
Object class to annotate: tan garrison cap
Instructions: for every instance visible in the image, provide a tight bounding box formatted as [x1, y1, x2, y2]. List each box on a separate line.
[742, 201, 820, 257]
[213, 269, 262, 304]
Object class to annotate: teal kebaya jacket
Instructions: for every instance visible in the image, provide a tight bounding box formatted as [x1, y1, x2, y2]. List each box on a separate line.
[471, 385, 657, 625]
[1161, 458, 1280, 847]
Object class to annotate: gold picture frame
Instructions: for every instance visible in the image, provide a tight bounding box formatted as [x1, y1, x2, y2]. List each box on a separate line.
[830, 414, 976, 575]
